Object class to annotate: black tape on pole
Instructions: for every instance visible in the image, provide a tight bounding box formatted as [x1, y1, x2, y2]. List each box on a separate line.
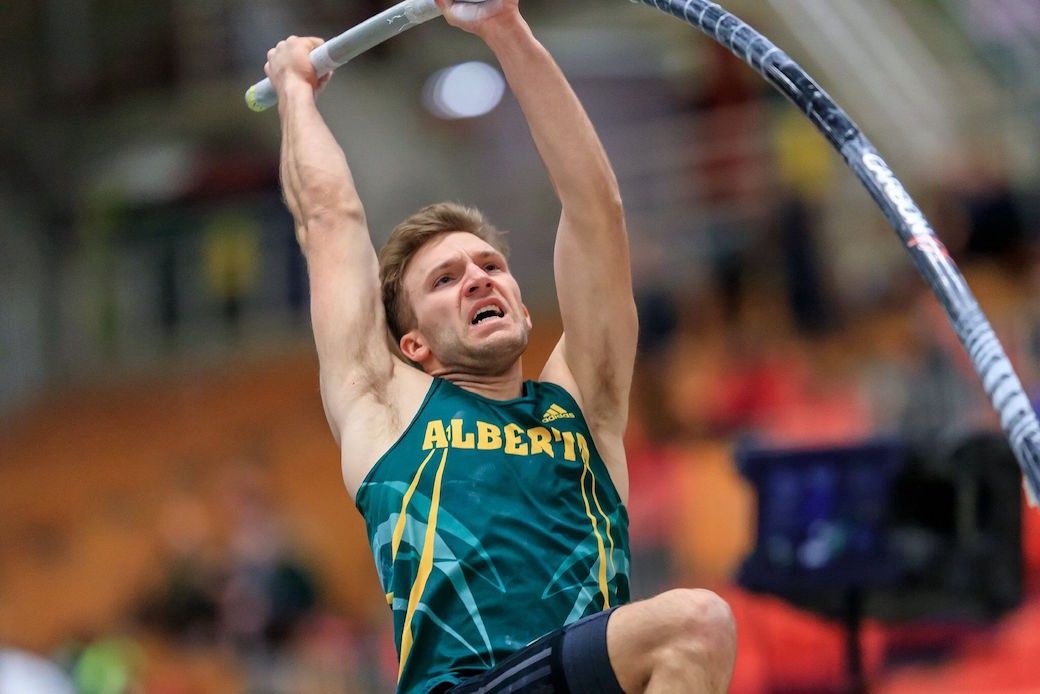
[636, 0, 1040, 504]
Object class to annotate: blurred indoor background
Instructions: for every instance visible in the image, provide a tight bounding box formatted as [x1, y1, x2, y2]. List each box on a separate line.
[2, 0, 1040, 691]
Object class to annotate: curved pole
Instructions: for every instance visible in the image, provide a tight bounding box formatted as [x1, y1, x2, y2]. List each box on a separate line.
[636, 0, 1040, 505]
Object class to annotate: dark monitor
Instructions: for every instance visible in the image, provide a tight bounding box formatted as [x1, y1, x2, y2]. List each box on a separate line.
[736, 433, 1023, 623]
[737, 440, 906, 593]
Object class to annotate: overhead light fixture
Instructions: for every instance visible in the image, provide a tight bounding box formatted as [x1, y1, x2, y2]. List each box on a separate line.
[423, 61, 506, 120]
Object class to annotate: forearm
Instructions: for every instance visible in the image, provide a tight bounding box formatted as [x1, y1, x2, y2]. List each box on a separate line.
[277, 79, 365, 248]
[482, 18, 621, 217]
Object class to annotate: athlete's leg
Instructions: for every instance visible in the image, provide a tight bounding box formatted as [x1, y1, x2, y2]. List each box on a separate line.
[448, 589, 734, 693]
[607, 588, 736, 693]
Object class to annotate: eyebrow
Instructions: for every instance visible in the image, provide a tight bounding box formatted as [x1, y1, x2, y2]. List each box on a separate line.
[473, 250, 505, 264]
[424, 250, 505, 283]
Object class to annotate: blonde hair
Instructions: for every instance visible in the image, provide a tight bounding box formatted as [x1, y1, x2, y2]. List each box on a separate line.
[379, 202, 508, 341]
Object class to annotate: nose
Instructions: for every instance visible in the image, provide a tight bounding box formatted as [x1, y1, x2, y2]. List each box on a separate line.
[464, 264, 493, 296]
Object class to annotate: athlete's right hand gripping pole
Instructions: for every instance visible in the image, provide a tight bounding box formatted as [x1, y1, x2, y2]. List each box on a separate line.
[635, 0, 1040, 506]
[245, 0, 444, 112]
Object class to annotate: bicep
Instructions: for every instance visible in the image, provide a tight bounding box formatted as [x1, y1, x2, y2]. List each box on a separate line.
[552, 210, 638, 430]
[303, 219, 397, 433]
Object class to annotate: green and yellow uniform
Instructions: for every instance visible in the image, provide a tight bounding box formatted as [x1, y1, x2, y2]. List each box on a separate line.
[355, 378, 631, 693]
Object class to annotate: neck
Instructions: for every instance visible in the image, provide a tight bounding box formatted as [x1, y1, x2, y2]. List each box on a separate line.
[430, 359, 525, 401]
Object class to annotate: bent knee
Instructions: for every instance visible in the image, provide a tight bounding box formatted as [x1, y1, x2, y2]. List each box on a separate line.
[609, 590, 737, 692]
[658, 589, 736, 656]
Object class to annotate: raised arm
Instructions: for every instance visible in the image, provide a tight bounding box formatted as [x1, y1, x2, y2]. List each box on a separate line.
[441, 2, 638, 436]
[266, 37, 401, 450]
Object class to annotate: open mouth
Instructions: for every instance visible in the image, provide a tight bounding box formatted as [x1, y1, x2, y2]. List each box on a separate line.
[470, 303, 506, 325]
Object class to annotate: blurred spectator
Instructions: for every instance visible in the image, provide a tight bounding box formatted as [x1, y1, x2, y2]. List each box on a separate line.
[937, 151, 1035, 274]
[202, 211, 262, 333]
[218, 460, 319, 690]
[686, 44, 770, 324]
[770, 104, 837, 337]
[138, 474, 223, 645]
[775, 194, 832, 335]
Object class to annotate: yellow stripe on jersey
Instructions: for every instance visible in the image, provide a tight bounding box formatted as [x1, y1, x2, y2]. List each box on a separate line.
[399, 448, 450, 681]
[578, 452, 610, 610]
[578, 433, 617, 576]
[391, 448, 437, 561]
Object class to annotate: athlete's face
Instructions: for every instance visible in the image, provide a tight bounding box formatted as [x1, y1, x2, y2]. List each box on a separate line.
[400, 232, 531, 374]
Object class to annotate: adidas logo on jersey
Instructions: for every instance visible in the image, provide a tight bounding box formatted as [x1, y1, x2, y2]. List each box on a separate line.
[541, 404, 575, 423]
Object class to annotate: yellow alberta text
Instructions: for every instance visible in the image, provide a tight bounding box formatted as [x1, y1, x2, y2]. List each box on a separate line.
[421, 419, 589, 462]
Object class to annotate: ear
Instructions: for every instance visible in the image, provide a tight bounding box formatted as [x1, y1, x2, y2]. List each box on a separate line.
[399, 330, 431, 365]
[522, 304, 533, 331]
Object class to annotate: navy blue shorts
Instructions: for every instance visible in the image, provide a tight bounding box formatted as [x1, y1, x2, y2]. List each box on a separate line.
[443, 607, 624, 694]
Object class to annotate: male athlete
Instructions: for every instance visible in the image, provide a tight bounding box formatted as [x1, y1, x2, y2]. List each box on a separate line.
[265, 0, 736, 691]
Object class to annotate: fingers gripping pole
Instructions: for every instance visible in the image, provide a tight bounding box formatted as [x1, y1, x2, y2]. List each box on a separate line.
[245, 0, 444, 112]
[636, 0, 1040, 506]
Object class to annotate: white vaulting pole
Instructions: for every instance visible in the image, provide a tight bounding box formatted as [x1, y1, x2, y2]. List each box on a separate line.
[245, 0, 446, 112]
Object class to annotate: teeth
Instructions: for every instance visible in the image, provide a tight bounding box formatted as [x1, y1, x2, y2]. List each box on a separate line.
[473, 306, 503, 324]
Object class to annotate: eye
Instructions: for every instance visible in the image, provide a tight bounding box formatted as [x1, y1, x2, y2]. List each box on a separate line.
[434, 275, 453, 288]
[484, 263, 500, 272]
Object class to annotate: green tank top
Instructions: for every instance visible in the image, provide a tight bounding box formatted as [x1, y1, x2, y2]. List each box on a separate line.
[355, 378, 631, 694]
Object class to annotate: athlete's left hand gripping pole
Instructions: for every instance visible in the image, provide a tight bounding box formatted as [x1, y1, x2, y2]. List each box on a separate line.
[245, 0, 444, 112]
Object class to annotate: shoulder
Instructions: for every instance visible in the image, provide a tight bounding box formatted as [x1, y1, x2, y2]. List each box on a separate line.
[534, 376, 630, 502]
[539, 338, 586, 410]
[539, 336, 627, 435]
[539, 343, 630, 500]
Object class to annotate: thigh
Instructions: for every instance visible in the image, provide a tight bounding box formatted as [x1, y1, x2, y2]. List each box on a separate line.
[448, 609, 624, 694]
